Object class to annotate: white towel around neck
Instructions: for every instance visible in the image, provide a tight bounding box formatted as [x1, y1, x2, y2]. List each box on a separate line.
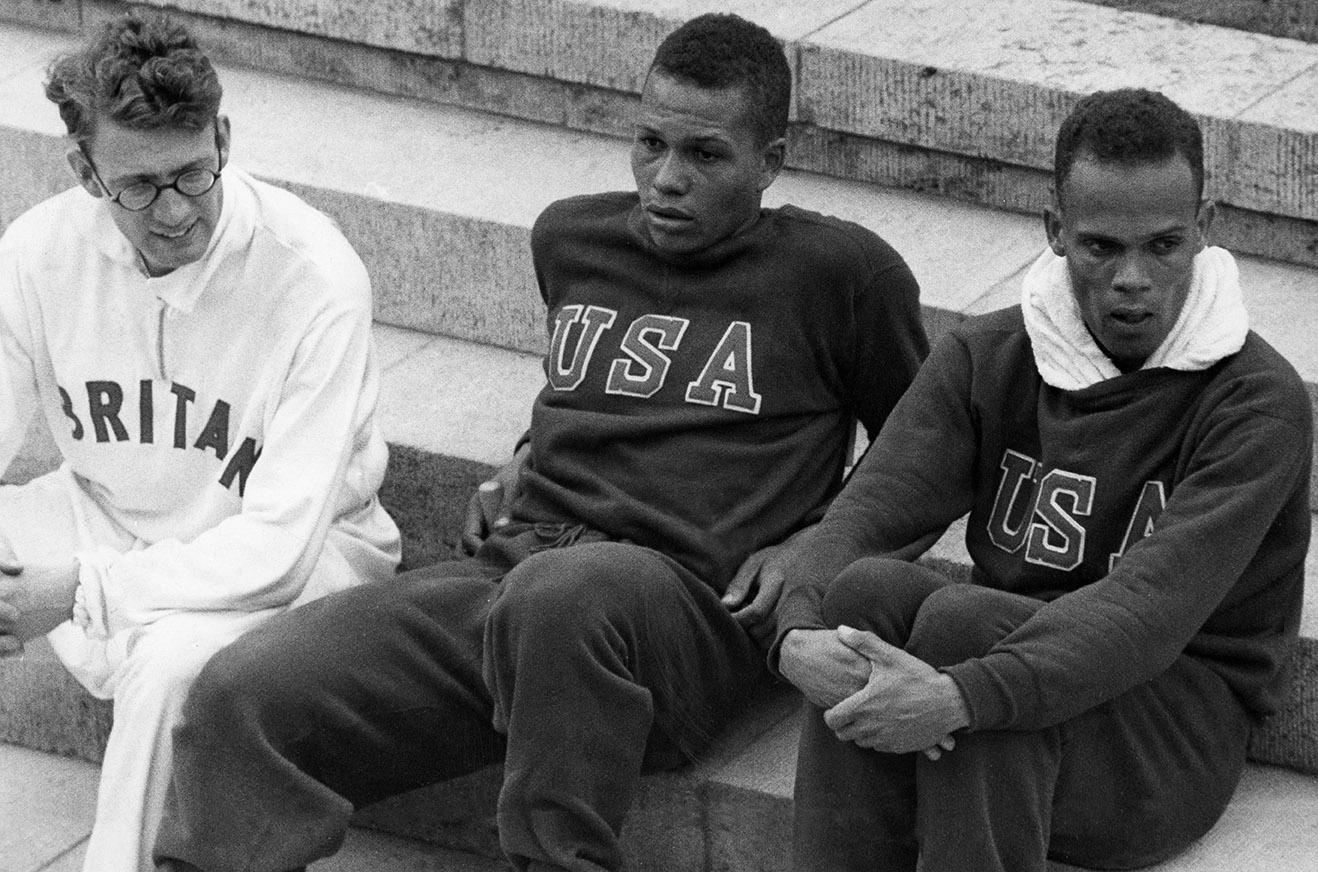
[1021, 245, 1248, 391]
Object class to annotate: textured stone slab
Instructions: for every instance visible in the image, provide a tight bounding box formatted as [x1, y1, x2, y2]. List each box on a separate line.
[0, 742, 97, 872]
[801, 0, 1318, 156]
[0, 9, 73, 79]
[375, 335, 543, 464]
[0, 0, 80, 32]
[768, 167, 1040, 315]
[1232, 68, 1318, 223]
[0, 126, 72, 233]
[464, 0, 859, 96]
[1054, 764, 1318, 872]
[356, 681, 799, 870]
[127, 0, 463, 58]
[0, 638, 113, 763]
[1251, 638, 1318, 774]
[323, 826, 508, 872]
[800, 0, 1318, 221]
[702, 713, 1318, 872]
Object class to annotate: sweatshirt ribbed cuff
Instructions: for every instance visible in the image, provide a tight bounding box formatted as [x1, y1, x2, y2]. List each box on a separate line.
[942, 658, 1015, 732]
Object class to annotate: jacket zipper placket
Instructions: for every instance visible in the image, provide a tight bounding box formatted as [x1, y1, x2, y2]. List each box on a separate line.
[155, 300, 168, 380]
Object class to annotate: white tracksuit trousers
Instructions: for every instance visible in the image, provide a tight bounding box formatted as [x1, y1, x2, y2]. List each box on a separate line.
[2, 468, 368, 872]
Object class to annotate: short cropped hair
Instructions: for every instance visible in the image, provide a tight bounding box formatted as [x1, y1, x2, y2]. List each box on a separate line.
[45, 11, 222, 148]
[650, 13, 791, 145]
[1054, 88, 1204, 201]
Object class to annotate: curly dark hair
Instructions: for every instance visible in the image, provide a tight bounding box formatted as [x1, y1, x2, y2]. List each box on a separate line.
[44, 11, 222, 148]
[1054, 88, 1204, 201]
[649, 13, 791, 145]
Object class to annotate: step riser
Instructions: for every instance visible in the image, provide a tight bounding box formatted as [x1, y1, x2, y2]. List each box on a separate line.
[284, 181, 546, 355]
[4, 0, 1313, 269]
[4, 119, 1318, 513]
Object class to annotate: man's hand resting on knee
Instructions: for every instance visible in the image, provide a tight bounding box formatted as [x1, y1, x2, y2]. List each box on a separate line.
[778, 627, 871, 709]
[825, 625, 970, 756]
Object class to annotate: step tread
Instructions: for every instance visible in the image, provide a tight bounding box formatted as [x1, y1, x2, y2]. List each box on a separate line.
[702, 711, 1318, 872]
[2, 20, 1315, 381]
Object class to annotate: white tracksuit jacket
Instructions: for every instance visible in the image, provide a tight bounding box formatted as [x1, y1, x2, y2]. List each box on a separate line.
[0, 166, 401, 639]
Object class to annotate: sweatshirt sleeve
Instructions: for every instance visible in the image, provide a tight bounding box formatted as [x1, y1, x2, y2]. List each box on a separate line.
[77, 278, 386, 631]
[850, 256, 929, 442]
[944, 393, 1311, 732]
[770, 332, 976, 668]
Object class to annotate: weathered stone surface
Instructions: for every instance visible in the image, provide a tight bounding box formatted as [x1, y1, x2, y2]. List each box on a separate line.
[0, 0, 80, 31]
[0, 743, 99, 872]
[0, 126, 73, 233]
[1231, 68, 1318, 223]
[130, 0, 463, 57]
[375, 335, 542, 464]
[799, 0, 1318, 221]
[288, 185, 546, 354]
[463, 0, 854, 98]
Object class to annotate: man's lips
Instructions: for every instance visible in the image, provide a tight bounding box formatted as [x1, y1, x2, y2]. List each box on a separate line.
[1110, 309, 1152, 326]
[644, 205, 694, 229]
[151, 220, 197, 241]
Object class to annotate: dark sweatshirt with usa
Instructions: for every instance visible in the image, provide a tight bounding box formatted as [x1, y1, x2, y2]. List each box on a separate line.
[511, 191, 929, 593]
[776, 305, 1311, 728]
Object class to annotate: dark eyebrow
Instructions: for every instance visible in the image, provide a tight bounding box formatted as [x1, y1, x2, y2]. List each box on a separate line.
[687, 135, 732, 148]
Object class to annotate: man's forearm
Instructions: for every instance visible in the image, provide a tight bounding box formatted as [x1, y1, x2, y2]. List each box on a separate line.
[3, 559, 79, 641]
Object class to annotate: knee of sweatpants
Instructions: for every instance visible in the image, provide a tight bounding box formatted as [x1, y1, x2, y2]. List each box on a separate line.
[489, 541, 668, 647]
[177, 617, 334, 750]
[821, 557, 949, 640]
[906, 585, 1034, 668]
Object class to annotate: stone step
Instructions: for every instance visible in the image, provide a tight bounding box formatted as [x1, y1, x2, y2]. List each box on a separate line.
[1, 10, 1317, 869]
[0, 741, 508, 872]
[2, 0, 1314, 268]
[4, 16, 1317, 505]
[699, 716, 1318, 872]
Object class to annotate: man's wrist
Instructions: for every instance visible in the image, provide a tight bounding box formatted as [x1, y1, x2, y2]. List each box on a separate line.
[937, 673, 971, 732]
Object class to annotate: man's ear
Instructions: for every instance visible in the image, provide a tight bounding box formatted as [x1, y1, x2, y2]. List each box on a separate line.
[1043, 194, 1065, 257]
[65, 145, 103, 198]
[215, 114, 232, 170]
[757, 136, 786, 192]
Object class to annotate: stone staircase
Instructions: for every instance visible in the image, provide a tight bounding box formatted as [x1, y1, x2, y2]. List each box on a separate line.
[1, 1, 1317, 870]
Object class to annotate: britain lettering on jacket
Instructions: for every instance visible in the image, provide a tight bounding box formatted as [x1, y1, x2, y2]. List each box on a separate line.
[986, 448, 1167, 572]
[57, 378, 262, 496]
[547, 305, 762, 414]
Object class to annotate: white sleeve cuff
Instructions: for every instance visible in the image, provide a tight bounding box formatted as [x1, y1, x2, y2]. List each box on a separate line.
[72, 549, 128, 639]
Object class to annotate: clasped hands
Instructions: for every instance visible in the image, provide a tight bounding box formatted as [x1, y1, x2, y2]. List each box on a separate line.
[780, 625, 969, 760]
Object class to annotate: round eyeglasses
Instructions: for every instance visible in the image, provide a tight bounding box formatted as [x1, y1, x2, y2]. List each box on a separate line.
[80, 144, 223, 212]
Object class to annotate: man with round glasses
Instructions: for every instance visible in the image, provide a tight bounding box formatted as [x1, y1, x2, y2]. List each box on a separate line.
[0, 11, 400, 872]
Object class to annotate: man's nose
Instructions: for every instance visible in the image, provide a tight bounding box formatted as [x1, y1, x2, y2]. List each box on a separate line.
[652, 152, 690, 195]
[1112, 252, 1153, 293]
[150, 186, 192, 225]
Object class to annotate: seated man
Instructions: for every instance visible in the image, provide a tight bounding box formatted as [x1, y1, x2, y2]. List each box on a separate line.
[0, 13, 401, 872]
[774, 88, 1311, 872]
[151, 13, 928, 872]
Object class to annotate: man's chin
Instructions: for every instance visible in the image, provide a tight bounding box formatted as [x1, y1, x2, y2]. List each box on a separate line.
[140, 235, 209, 276]
[645, 223, 707, 256]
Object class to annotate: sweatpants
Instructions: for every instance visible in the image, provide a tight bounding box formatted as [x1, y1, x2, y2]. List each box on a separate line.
[793, 557, 1250, 872]
[0, 467, 390, 872]
[154, 521, 764, 872]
